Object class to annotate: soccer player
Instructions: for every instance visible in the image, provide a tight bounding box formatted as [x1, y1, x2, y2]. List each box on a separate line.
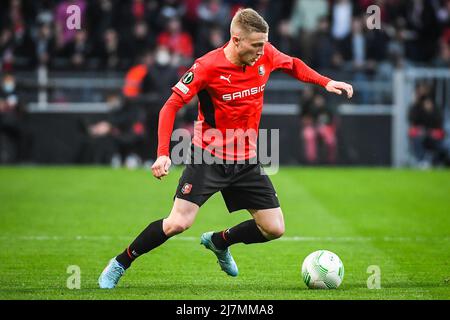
[99, 8, 353, 288]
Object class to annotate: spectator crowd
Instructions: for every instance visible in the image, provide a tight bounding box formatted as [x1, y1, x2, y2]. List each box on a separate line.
[1, 0, 449, 74]
[1, 0, 450, 166]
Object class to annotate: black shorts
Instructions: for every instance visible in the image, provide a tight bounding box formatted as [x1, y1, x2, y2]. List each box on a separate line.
[174, 145, 280, 213]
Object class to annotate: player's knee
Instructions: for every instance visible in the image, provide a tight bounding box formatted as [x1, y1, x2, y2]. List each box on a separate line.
[164, 219, 192, 236]
[175, 222, 191, 234]
[263, 223, 285, 240]
[271, 225, 285, 239]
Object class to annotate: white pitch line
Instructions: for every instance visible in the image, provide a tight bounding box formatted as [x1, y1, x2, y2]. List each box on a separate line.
[0, 235, 448, 242]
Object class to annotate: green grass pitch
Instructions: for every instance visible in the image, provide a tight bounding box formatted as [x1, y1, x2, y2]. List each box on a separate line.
[0, 166, 449, 300]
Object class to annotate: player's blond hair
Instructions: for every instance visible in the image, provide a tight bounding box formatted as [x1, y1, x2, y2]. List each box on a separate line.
[230, 8, 269, 37]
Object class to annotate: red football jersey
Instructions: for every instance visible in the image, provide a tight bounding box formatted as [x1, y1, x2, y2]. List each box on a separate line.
[170, 42, 330, 161]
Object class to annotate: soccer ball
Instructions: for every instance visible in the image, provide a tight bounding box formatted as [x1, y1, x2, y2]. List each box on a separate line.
[301, 250, 344, 289]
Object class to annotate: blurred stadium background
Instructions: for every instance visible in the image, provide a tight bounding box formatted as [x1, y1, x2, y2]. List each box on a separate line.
[1, 0, 450, 300]
[0, 0, 449, 168]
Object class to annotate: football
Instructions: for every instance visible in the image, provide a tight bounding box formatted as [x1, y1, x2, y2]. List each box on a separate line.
[301, 250, 344, 289]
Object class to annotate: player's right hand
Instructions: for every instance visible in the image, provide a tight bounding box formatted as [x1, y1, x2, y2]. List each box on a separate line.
[151, 155, 171, 180]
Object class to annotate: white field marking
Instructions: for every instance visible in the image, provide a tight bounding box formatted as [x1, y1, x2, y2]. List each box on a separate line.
[0, 235, 448, 242]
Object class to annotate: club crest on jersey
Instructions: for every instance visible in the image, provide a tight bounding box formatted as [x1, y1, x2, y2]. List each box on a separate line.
[258, 65, 265, 76]
[182, 71, 194, 84]
[181, 183, 192, 195]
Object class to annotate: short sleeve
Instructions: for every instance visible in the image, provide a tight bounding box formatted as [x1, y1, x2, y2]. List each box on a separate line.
[172, 61, 208, 104]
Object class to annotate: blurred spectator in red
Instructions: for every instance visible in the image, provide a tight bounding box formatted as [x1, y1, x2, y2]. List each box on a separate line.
[157, 17, 194, 63]
[299, 87, 337, 165]
[123, 62, 150, 100]
[408, 93, 446, 168]
[131, 0, 146, 21]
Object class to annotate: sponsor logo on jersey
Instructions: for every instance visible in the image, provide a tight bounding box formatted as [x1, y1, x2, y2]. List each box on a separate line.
[222, 84, 266, 101]
[181, 183, 192, 195]
[220, 74, 231, 84]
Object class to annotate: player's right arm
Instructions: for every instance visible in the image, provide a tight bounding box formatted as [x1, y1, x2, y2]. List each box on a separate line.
[151, 93, 183, 179]
[152, 62, 207, 179]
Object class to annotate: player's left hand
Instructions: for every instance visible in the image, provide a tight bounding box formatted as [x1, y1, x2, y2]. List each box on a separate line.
[325, 80, 353, 99]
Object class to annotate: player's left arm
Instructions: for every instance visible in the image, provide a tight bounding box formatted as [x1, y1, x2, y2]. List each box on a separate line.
[269, 43, 353, 99]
